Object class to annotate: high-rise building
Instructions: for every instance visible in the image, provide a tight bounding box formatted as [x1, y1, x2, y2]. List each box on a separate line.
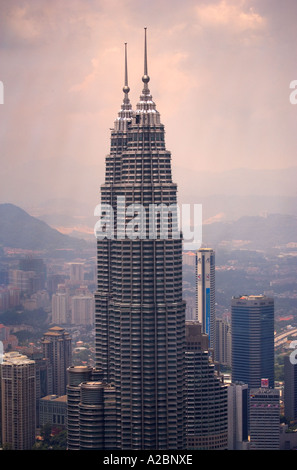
[215, 318, 231, 367]
[41, 326, 72, 396]
[94, 31, 186, 449]
[71, 294, 94, 325]
[196, 248, 215, 348]
[67, 365, 94, 450]
[0, 352, 36, 450]
[52, 291, 69, 324]
[78, 381, 116, 450]
[69, 262, 84, 283]
[185, 321, 228, 450]
[231, 295, 274, 389]
[227, 382, 249, 450]
[284, 354, 297, 421]
[66, 366, 115, 450]
[249, 384, 280, 450]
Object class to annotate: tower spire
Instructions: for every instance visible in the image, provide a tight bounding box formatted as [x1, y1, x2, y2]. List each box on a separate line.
[136, 27, 160, 125]
[142, 27, 150, 87]
[123, 42, 130, 97]
[115, 42, 133, 131]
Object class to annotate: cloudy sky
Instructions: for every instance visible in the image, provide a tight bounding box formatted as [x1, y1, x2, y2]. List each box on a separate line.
[1, 0, 297, 211]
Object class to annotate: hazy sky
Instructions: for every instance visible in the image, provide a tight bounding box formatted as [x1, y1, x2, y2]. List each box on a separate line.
[1, 0, 297, 208]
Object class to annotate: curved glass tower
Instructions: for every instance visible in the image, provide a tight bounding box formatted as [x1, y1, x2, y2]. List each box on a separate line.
[95, 30, 186, 450]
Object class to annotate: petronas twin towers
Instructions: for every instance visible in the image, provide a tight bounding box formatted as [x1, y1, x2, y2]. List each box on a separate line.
[95, 29, 186, 450]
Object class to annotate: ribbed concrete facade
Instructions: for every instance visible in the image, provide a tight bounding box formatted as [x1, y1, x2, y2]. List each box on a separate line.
[0, 352, 36, 450]
[249, 387, 280, 450]
[95, 32, 186, 449]
[41, 326, 72, 396]
[185, 322, 228, 450]
[66, 366, 116, 450]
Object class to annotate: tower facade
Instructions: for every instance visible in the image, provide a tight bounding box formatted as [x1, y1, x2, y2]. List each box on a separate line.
[41, 326, 72, 396]
[249, 385, 280, 450]
[94, 32, 186, 450]
[227, 382, 249, 450]
[196, 248, 215, 348]
[185, 321, 228, 450]
[231, 295, 274, 389]
[284, 354, 297, 421]
[0, 352, 36, 450]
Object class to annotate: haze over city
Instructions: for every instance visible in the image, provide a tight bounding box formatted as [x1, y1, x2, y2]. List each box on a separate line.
[1, 0, 297, 224]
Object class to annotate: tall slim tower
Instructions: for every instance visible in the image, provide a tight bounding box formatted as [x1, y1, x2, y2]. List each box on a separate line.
[41, 326, 72, 396]
[0, 352, 36, 450]
[231, 295, 274, 389]
[95, 31, 186, 450]
[196, 248, 215, 348]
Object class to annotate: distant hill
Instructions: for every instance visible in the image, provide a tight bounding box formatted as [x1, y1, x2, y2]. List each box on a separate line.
[0, 203, 86, 251]
[202, 213, 297, 250]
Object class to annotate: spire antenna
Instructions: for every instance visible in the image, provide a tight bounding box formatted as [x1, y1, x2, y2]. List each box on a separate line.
[123, 42, 130, 95]
[142, 27, 150, 85]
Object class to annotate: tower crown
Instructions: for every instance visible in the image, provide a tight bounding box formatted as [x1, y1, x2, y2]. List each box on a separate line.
[135, 27, 160, 126]
[114, 42, 133, 131]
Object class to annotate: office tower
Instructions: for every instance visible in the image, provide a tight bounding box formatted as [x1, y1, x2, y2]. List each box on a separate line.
[196, 248, 215, 348]
[47, 273, 66, 296]
[284, 354, 297, 421]
[227, 382, 249, 450]
[67, 366, 94, 450]
[66, 366, 115, 450]
[41, 326, 72, 396]
[21, 348, 53, 427]
[95, 32, 185, 449]
[185, 321, 228, 450]
[249, 383, 280, 450]
[215, 318, 231, 367]
[0, 352, 36, 450]
[69, 262, 84, 283]
[19, 257, 46, 285]
[52, 291, 69, 324]
[71, 294, 94, 325]
[231, 295, 274, 389]
[78, 381, 116, 450]
[8, 269, 37, 294]
[0, 286, 20, 311]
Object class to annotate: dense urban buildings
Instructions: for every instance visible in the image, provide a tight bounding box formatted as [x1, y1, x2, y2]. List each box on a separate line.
[231, 294, 275, 389]
[196, 248, 215, 348]
[185, 321, 228, 450]
[0, 30, 289, 453]
[94, 31, 186, 449]
[0, 352, 36, 450]
[249, 384, 280, 450]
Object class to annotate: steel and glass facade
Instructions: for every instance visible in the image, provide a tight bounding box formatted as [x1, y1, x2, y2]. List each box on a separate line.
[196, 248, 215, 348]
[95, 33, 185, 450]
[231, 295, 274, 389]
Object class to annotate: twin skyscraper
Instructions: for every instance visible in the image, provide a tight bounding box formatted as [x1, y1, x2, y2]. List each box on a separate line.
[94, 28, 186, 449]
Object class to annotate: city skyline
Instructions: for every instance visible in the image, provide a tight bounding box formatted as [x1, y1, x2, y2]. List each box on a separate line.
[1, 0, 297, 211]
[0, 2, 297, 453]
